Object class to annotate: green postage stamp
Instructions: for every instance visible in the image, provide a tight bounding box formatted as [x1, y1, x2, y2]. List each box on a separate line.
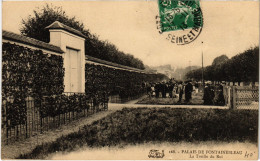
[158, 0, 203, 32]
[157, 0, 203, 45]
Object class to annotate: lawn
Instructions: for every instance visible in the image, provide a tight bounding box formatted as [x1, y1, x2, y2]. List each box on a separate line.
[137, 92, 204, 105]
[18, 107, 258, 159]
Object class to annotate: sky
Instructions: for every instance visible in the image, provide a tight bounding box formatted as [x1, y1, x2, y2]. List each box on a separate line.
[2, 1, 259, 68]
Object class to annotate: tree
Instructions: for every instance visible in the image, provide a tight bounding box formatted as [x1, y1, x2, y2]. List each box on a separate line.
[185, 47, 259, 83]
[20, 4, 90, 43]
[212, 55, 229, 66]
[21, 4, 145, 69]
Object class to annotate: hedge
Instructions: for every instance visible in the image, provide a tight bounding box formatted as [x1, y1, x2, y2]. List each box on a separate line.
[2, 42, 64, 127]
[85, 64, 167, 100]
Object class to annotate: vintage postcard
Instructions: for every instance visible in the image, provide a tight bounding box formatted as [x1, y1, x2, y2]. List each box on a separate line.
[1, 0, 259, 160]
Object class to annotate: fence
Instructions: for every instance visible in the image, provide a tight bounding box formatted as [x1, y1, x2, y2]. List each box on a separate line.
[1, 93, 108, 145]
[232, 86, 259, 110]
[223, 86, 232, 107]
[109, 93, 145, 103]
[223, 86, 259, 110]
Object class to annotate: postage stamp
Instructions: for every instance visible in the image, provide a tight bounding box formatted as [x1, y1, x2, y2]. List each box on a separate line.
[157, 0, 203, 45]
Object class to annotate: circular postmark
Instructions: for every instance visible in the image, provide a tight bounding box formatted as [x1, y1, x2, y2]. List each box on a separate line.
[156, 0, 203, 45]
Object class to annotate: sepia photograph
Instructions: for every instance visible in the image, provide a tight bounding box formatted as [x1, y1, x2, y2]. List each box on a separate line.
[1, 0, 259, 160]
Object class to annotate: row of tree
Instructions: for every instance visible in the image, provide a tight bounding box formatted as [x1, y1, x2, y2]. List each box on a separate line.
[20, 4, 145, 69]
[186, 47, 259, 82]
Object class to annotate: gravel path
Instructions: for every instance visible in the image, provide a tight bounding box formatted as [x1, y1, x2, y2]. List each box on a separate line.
[1, 110, 115, 159]
[109, 103, 228, 111]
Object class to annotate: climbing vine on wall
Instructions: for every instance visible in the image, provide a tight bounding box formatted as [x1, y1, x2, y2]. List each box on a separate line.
[85, 63, 167, 100]
[39, 94, 91, 118]
[2, 42, 64, 128]
[2, 42, 166, 128]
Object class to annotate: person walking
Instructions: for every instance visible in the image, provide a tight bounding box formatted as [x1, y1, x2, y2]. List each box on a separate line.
[213, 83, 225, 106]
[155, 82, 160, 98]
[168, 83, 174, 98]
[178, 81, 184, 102]
[203, 83, 215, 105]
[185, 81, 193, 102]
[151, 83, 155, 97]
[146, 83, 152, 98]
[161, 82, 167, 98]
[158, 82, 163, 98]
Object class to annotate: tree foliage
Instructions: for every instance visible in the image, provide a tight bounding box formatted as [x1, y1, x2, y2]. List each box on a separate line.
[186, 47, 259, 82]
[212, 55, 229, 66]
[20, 4, 88, 43]
[20, 4, 145, 69]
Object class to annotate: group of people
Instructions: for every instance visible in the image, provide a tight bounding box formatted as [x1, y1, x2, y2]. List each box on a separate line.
[203, 82, 225, 106]
[144, 80, 226, 105]
[145, 80, 194, 102]
[142, 78, 229, 106]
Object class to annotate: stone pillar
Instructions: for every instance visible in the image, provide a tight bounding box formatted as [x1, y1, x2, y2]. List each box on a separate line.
[46, 21, 86, 93]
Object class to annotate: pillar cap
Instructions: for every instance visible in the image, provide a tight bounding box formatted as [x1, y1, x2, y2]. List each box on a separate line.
[45, 21, 86, 39]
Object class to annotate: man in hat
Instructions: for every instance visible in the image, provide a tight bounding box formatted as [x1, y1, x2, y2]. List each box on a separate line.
[185, 80, 193, 102]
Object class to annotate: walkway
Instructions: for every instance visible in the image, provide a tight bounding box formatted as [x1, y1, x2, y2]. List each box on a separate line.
[109, 103, 228, 111]
[1, 110, 115, 159]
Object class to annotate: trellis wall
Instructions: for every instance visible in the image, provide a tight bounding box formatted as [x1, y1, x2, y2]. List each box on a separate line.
[85, 63, 167, 103]
[2, 42, 63, 144]
[1, 42, 108, 144]
[2, 25, 166, 145]
[232, 86, 259, 110]
[2, 38, 164, 144]
[2, 93, 107, 144]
